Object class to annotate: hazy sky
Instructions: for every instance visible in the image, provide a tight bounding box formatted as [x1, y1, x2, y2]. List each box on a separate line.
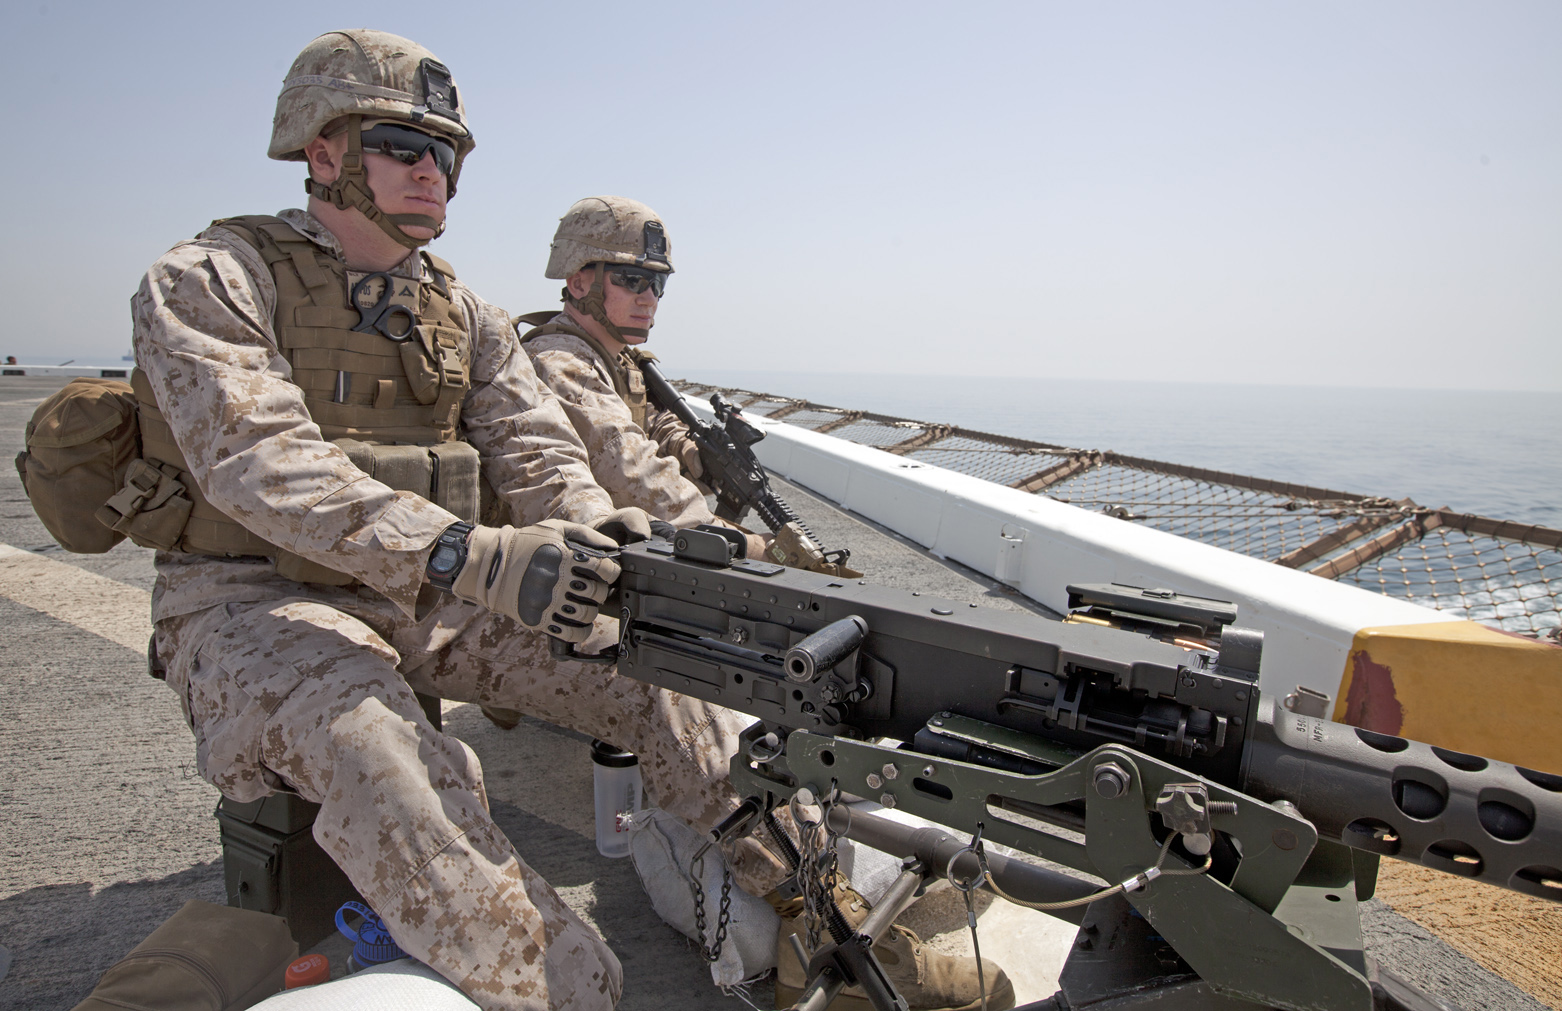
[6, 1, 1558, 389]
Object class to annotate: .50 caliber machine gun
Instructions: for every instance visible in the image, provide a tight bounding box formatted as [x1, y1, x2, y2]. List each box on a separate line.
[584, 529, 1561, 1011]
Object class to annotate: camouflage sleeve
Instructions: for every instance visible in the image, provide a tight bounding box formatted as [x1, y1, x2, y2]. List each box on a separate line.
[526, 336, 715, 527]
[456, 295, 617, 527]
[131, 231, 457, 616]
[643, 402, 704, 479]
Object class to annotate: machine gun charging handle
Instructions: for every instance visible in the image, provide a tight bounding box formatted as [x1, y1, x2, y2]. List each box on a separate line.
[786, 615, 868, 683]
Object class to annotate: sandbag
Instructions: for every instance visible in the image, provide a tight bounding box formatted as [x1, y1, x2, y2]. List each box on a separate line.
[626, 808, 781, 987]
[71, 899, 296, 1011]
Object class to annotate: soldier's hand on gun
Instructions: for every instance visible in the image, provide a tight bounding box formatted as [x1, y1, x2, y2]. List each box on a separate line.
[592, 506, 657, 545]
[452, 522, 621, 642]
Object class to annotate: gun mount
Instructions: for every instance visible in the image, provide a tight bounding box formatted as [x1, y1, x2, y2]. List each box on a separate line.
[604, 529, 1561, 1011]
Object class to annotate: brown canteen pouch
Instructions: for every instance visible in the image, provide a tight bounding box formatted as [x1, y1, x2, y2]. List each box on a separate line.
[16, 376, 194, 554]
[70, 899, 296, 1011]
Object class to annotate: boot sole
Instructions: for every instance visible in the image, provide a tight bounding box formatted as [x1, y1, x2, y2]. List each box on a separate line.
[773, 976, 1016, 1011]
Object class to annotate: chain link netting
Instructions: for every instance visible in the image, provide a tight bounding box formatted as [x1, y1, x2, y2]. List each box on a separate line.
[675, 381, 1562, 637]
[906, 439, 1073, 487]
[1039, 465, 1365, 562]
[1335, 527, 1561, 636]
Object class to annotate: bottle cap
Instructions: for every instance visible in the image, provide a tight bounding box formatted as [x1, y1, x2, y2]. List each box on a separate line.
[591, 739, 638, 768]
[335, 901, 407, 966]
[285, 953, 331, 988]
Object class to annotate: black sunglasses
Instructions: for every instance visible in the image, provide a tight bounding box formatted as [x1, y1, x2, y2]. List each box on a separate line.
[607, 266, 668, 297]
[360, 122, 457, 176]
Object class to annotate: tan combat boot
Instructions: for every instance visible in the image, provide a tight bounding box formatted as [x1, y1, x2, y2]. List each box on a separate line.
[769, 885, 1015, 1011]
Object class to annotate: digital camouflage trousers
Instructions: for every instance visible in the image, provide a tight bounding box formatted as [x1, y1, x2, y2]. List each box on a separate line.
[156, 591, 790, 1011]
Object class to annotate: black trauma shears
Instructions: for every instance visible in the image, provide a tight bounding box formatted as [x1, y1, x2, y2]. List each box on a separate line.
[351, 272, 417, 340]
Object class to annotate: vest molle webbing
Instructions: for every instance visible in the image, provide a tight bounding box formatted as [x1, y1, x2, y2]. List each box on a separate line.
[128, 215, 478, 583]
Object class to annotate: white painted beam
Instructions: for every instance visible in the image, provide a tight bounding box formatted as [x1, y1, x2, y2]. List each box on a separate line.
[687, 400, 1442, 702]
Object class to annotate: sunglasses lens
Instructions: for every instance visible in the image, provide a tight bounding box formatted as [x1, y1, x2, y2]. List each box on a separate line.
[609, 269, 667, 297]
[610, 271, 646, 294]
[362, 125, 457, 176]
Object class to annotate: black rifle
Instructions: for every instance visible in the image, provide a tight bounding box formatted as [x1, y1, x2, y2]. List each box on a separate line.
[636, 359, 855, 574]
[593, 530, 1561, 1011]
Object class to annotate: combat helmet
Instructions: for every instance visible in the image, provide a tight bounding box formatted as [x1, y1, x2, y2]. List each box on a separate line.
[270, 30, 475, 249]
[548, 196, 672, 344]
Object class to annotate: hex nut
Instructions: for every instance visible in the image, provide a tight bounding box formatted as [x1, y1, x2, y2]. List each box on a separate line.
[866, 773, 883, 789]
[882, 763, 900, 781]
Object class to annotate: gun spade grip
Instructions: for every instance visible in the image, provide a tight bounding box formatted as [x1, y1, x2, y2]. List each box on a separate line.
[785, 615, 868, 683]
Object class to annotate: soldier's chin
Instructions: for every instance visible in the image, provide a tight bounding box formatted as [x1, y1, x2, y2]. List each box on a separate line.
[400, 222, 442, 241]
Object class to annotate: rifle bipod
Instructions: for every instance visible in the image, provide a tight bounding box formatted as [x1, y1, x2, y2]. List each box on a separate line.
[732, 725, 1467, 1011]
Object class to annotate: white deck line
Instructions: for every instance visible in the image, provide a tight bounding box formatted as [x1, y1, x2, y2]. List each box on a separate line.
[688, 401, 1447, 702]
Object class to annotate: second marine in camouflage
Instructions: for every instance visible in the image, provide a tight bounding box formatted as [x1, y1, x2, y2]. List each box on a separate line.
[519, 196, 768, 559]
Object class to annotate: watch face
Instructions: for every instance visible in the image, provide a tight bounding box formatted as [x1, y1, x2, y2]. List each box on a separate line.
[430, 544, 460, 574]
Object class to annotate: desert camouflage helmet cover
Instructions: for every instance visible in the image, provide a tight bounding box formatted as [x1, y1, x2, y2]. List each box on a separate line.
[269, 30, 475, 169]
[546, 196, 674, 279]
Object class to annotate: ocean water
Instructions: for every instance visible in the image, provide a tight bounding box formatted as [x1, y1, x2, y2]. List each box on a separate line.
[680, 370, 1561, 529]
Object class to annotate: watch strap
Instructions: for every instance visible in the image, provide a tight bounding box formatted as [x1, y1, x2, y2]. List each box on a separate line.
[426, 521, 475, 592]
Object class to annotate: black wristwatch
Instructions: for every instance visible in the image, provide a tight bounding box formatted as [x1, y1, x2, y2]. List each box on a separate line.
[426, 521, 474, 592]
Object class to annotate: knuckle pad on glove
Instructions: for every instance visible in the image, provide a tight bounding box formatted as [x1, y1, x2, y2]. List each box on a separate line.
[514, 542, 564, 627]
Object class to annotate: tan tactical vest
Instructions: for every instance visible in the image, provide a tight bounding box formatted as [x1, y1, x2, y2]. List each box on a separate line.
[516, 312, 648, 429]
[132, 215, 476, 583]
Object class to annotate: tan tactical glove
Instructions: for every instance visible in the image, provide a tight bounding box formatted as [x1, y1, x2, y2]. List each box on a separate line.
[452, 521, 621, 642]
[594, 506, 654, 545]
[674, 436, 704, 480]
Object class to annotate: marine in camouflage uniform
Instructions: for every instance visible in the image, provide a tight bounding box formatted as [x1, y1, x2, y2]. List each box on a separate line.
[132, 31, 787, 1010]
[519, 198, 743, 537]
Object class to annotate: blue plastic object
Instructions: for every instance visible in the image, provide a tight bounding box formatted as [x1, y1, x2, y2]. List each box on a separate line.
[335, 901, 406, 967]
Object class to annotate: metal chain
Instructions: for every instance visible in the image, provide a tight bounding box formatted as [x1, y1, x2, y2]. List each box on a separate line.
[792, 783, 842, 952]
[688, 842, 733, 963]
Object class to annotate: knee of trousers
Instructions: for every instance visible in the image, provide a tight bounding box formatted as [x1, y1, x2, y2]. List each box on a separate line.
[309, 694, 495, 911]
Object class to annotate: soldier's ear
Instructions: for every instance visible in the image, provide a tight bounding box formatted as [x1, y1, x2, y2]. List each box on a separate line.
[303, 133, 344, 185]
[565, 269, 591, 299]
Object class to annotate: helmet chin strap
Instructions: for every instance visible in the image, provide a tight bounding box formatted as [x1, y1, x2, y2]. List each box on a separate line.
[304, 115, 445, 250]
[566, 263, 651, 345]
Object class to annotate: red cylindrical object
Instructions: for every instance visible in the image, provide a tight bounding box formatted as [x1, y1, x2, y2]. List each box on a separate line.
[285, 953, 331, 988]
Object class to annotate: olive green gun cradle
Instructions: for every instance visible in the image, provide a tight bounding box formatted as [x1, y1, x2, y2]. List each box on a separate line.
[731, 722, 1430, 1011]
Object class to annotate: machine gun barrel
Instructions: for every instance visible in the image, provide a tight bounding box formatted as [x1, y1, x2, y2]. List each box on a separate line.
[612, 533, 1562, 903]
[1243, 695, 1562, 900]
